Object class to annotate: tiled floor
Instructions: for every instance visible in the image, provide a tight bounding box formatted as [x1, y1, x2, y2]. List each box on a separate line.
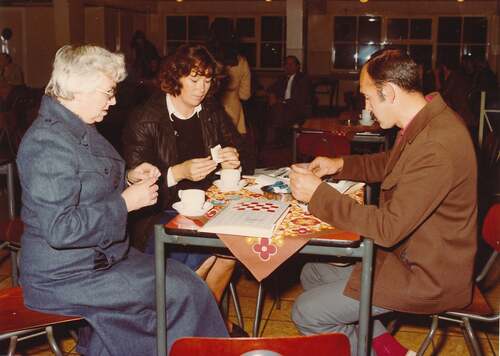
[0, 150, 498, 355]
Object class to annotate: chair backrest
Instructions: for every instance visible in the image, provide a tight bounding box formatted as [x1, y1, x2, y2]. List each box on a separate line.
[482, 203, 500, 252]
[170, 333, 351, 356]
[295, 129, 351, 162]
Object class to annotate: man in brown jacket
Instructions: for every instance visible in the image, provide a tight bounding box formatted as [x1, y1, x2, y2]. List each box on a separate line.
[289, 50, 477, 355]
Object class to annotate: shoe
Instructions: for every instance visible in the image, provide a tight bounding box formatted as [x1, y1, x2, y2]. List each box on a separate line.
[229, 323, 249, 338]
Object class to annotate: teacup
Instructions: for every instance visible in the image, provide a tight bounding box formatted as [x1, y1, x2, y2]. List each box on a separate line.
[220, 168, 241, 189]
[178, 189, 205, 212]
[361, 109, 371, 121]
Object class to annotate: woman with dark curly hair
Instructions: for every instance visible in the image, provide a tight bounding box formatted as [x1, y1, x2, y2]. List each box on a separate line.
[123, 44, 252, 336]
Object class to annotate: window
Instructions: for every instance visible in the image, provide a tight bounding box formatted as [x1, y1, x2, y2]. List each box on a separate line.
[165, 15, 284, 69]
[165, 16, 209, 55]
[437, 16, 488, 67]
[333, 16, 381, 70]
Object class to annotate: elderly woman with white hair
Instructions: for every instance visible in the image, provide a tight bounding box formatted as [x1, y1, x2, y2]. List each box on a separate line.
[16, 44, 228, 356]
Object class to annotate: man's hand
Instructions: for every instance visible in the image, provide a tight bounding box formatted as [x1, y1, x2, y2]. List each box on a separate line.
[289, 164, 322, 203]
[219, 147, 241, 169]
[126, 162, 161, 184]
[173, 156, 217, 182]
[308, 157, 344, 178]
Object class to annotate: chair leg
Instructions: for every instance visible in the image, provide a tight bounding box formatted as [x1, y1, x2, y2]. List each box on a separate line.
[7, 335, 18, 356]
[462, 317, 482, 356]
[417, 314, 439, 356]
[46, 325, 64, 356]
[229, 281, 244, 328]
[10, 249, 18, 287]
[252, 282, 265, 337]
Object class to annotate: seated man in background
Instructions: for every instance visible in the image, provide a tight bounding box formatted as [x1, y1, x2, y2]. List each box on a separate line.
[289, 50, 477, 356]
[266, 55, 311, 147]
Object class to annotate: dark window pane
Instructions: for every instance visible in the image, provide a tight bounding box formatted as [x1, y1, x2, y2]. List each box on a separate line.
[410, 19, 432, 39]
[383, 44, 408, 54]
[212, 17, 234, 35]
[166, 41, 185, 56]
[464, 45, 486, 60]
[358, 44, 381, 67]
[261, 16, 283, 41]
[437, 45, 461, 67]
[260, 43, 282, 68]
[166, 16, 186, 41]
[387, 19, 408, 40]
[359, 16, 381, 43]
[188, 16, 209, 41]
[334, 16, 356, 42]
[463, 17, 487, 43]
[438, 17, 461, 43]
[333, 44, 356, 69]
[239, 43, 256, 67]
[410, 45, 432, 69]
[236, 18, 255, 38]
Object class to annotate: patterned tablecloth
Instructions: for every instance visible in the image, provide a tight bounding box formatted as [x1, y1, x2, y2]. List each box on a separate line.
[165, 181, 363, 281]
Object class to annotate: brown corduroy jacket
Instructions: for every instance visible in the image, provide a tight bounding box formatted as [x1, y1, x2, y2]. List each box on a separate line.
[309, 93, 477, 314]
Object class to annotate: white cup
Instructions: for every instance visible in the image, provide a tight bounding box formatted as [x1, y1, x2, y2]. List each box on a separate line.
[178, 189, 205, 212]
[360, 110, 374, 125]
[220, 168, 241, 189]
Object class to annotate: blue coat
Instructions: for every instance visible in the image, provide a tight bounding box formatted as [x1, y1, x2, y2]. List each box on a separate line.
[16, 96, 227, 355]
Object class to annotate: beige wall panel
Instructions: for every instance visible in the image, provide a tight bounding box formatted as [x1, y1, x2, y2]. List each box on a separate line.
[308, 50, 332, 75]
[24, 7, 56, 87]
[85, 7, 105, 47]
[308, 15, 331, 52]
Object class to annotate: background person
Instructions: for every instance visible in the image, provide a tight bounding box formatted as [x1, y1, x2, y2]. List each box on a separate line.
[266, 55, 311, 147]
[16, 44, 228, 356]
[289, 50, 477, 356]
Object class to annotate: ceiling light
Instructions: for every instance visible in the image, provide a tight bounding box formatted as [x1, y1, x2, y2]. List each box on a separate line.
[360, 0, 369, 3]
[457, 0, 464, 2]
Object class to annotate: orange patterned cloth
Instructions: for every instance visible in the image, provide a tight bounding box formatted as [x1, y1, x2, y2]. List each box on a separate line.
[165, 181, 363, 281]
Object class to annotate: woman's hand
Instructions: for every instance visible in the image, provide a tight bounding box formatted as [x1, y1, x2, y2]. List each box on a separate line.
[307, 157, 344, 178]
[126, 162, 161, 185]
[219, 147, 240, 169]
[122, 177, 159, 212]
[172, 156, 217, 182]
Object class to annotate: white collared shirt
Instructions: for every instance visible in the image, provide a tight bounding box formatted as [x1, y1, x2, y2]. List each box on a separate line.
[165, 94, 203, 187]
[284, 73, 296, 100]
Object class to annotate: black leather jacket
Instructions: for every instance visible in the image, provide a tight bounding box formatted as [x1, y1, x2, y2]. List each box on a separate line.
[123, 91, 254, 211]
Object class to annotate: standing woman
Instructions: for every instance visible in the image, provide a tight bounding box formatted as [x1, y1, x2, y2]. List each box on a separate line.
[16, 44, 228, 356]
[123, 44, 253, 334]
[207, 20, 251, 134]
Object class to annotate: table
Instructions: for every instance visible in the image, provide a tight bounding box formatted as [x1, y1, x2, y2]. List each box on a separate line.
[154, 185, 375, 356]
[295, 115, 390, 160]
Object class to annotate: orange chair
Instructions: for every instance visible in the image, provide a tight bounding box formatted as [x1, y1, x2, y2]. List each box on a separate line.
[0, 219, 84, 356]
[170, 333, 351, 356]
[417, 203, 500, 356]
[293, 128, 351, 163]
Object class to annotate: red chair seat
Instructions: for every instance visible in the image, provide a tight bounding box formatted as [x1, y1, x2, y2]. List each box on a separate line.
[170, 333, 351, 356]
[0, 287, 82, 335]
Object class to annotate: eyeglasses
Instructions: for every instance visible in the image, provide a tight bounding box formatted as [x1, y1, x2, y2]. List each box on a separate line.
[95, 87, 116, 100]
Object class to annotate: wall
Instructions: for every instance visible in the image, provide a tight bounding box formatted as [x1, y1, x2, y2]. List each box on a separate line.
[0, 6, 56, 88]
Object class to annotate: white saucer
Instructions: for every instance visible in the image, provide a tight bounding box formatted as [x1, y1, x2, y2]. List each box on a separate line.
[359, 120, 374, 126]
[213, 179, 247, 192]
[172, 201, 213, 217]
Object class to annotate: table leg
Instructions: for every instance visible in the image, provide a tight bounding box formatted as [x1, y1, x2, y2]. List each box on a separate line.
[252, 282, 265, 337]
[155, 226, 167, 356]
[357, 238, 374, 356]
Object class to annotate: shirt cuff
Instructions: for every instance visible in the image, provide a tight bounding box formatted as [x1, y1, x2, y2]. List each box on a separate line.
[167, 167, 177, 187]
